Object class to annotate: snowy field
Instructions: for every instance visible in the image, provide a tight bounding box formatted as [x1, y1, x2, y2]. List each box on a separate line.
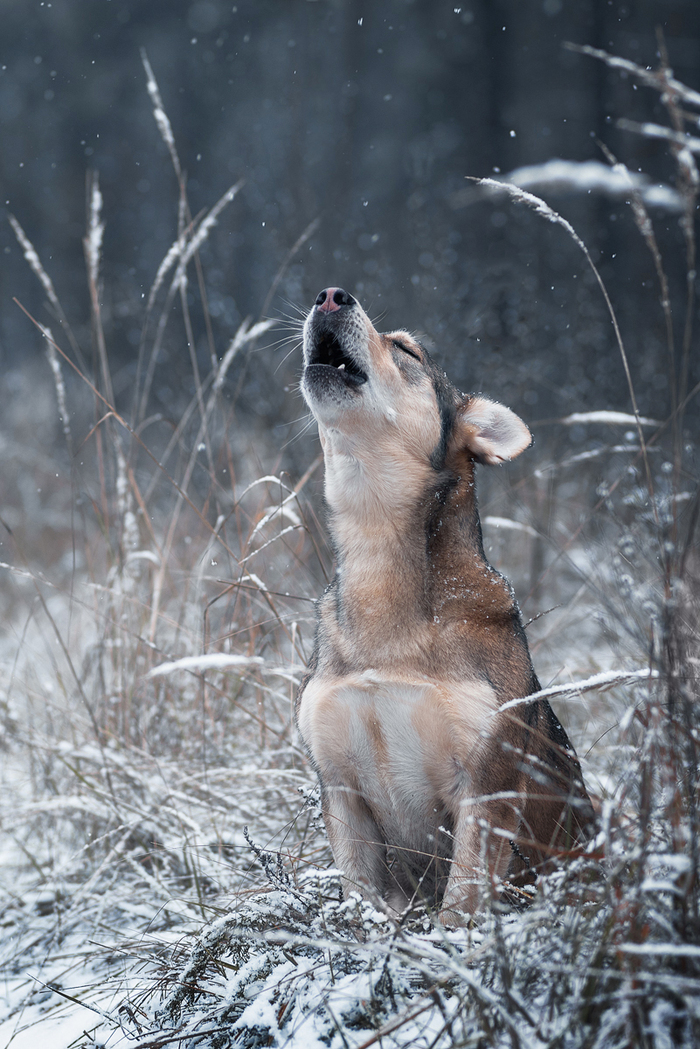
[1, 46, 699, 1048]
[1, 381, 695, 1047]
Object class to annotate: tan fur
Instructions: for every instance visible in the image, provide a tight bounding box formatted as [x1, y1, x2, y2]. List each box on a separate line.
[296, 288, 595, 923]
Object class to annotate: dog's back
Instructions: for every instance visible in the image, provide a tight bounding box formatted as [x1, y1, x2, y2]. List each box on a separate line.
[296, 288, 595, 922]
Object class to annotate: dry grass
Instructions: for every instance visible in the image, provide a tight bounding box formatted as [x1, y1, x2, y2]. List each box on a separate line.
[0, 43, 699, 1049]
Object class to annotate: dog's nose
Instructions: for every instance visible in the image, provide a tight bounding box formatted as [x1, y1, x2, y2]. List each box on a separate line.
[314, 287, 356, 313]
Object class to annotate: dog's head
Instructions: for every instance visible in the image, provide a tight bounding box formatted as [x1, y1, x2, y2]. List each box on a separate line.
[302, 288, 532, 480]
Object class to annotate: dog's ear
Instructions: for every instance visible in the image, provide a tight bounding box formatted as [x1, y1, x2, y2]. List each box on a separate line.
[454, 395, 532, 465]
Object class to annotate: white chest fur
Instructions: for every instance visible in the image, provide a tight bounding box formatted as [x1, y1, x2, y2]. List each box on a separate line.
[298, 671, 497, 849]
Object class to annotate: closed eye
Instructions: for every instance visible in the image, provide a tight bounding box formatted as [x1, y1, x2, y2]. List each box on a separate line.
[392, 339, 421, 361]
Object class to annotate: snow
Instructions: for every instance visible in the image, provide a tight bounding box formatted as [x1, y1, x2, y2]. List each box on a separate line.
[499, 158, 683, 211]
[213, 317, 277, 392]
[85, 175, 104, 286]
[476, 176, 587, 250]
[0, 917, 148, 1049]
[567, 42, 700, 110]
[618, 944, 700, 957]
[0, 996, 119, 1049]
[1, 595, 697, 1049]
[8, 215, 63, 312]
[560, 409, 661, 426]
[148, 652, 265, 675]
[170, 181, 244, 293]
[482, 516, 539, 537]
[141, 48, 182, 178]
[496, 667, 658, 713]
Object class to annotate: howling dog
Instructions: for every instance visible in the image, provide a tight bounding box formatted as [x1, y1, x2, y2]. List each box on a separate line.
[296, 287, 595, 924]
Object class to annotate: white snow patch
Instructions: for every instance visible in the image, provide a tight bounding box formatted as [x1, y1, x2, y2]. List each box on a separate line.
[500, 158, 683, 211]
[496, 667, 658, 713]
[559, 410, 661, 427]
[148, 653, 265, 676]
[483, 516, 539, 538]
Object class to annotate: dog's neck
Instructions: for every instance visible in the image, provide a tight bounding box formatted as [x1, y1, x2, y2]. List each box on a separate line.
[321, 438, 500, 665]
[325, 444, 431, 641]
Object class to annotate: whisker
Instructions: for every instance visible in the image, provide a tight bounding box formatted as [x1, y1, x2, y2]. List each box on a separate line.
[281, 414, 317, 449]
[274, 340, 303, 374]
[369, 306, 388, 328]
[266, 334, 303, 351]
[280, 298, 308, 320]
[276, 312, 306, 329]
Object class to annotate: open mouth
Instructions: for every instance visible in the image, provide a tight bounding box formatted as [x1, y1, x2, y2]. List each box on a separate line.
[308, 330, 368, 386]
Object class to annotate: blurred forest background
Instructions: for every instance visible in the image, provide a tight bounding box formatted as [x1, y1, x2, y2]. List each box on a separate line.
[1, 0, 699, 458]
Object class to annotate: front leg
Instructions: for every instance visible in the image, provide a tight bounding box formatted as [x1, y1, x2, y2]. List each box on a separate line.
[439, 799, 519, 926]
[322, 784, 393, 907]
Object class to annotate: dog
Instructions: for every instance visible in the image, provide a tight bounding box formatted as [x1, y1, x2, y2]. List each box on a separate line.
[295, 287, 595, 924]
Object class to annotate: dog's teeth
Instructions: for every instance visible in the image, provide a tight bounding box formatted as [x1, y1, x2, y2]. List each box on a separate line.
[338, 363, 346, 371]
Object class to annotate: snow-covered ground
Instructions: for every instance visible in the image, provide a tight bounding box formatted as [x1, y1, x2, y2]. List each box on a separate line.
[2, 394, 697, 1048]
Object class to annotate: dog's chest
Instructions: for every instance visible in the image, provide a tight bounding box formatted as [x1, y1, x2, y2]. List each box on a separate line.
[298, 671, 497, 830]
